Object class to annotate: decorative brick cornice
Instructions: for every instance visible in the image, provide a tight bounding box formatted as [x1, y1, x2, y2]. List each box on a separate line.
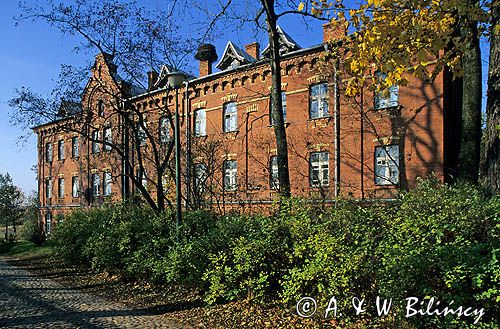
[245, 104, 258, 113]
[308, 74, 330, 84]
[221, 94, 238, 103]
[373, 136, 400, 145]
[193, 101, 207, 109]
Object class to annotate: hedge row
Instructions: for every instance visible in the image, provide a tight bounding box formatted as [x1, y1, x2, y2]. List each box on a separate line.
[53, 178, 499, 328]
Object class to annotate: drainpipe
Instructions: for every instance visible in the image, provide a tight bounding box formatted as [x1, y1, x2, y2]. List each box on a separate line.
[360, 89, 365, 200]
[334, 61, 341, 198]
[184, 80, 190, 210]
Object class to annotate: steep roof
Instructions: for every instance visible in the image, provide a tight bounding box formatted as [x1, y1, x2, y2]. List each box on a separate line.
[261, 26, 301, 57]
[215, 41, 256, 71]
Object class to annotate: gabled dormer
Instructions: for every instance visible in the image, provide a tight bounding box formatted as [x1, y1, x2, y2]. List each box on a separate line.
[262, 26, 301, 58]
[153, 64, 194, 89]
[216, 41, 257, 71]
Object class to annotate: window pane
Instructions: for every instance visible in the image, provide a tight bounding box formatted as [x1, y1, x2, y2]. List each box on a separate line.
[375, 145, 399, 185]
[224, 103, 237, 132]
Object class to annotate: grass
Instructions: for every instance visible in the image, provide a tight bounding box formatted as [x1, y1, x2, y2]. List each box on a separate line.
[0, 240, 54, 257]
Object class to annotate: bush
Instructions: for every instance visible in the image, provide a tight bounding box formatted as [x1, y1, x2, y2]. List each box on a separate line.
[50, 178, 499, 328]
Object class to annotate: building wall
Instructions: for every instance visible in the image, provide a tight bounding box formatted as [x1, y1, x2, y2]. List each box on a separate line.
[34, 28, 447, 229]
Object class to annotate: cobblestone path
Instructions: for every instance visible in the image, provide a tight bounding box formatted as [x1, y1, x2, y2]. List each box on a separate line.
[0, 258, 184, 328]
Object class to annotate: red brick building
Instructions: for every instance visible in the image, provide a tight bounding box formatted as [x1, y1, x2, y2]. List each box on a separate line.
[34, 24, 457, 235]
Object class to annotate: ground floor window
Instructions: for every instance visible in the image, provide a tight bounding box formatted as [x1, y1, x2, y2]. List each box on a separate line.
[310, 152, 329, 187]
[45, 213, 52, 236]
[224, 160, 237, 191]
[375, 145, 399, 185]
[103, 172, 112, 196]
[92, 173, 101, 196]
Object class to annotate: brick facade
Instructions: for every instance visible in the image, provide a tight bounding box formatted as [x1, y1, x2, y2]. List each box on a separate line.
[34, 24, 454, 234]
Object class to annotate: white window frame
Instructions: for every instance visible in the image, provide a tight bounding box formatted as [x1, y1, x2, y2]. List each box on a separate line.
[92, 173, 101, 197]
[103, 127, 112, 151]
[136, 168, 147, 190]
[223, 102, 237, 132]
[92, 130, 100, 154]
[58, 177, 65, 198]
[375, 145, 400, 185]
[46, 143, 52, 163]
[223, 160, 237, 191]
[309, 83, 329, 119]
[270, 92, 287, 125]
[310, 152, 329, 187]
[194, 163, 208, 193]
[46, 178, 52, 199]
[138, 122, 147, 146]
[72, 137, 79, 158]
[194, 109, 207, 136]
[160, 117, 170, 143]
[45, 213, 52, 236]
[103, 171, 112, 196]
[374, 72, 399, 109]
[270, 156, 279, 189]
[58, 140, 65, 160]
[72, 176, 79, 198]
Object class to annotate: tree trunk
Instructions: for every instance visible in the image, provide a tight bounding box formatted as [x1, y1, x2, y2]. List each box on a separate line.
[458, 0, 482, 183]
[261, 0, 291, 198]
[481, 4, 500, 194]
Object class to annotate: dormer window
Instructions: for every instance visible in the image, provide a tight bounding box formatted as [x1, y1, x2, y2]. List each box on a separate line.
[262, 26, 301, 58]
[216, 41, 256, 71]
[230, 59, 240, 69]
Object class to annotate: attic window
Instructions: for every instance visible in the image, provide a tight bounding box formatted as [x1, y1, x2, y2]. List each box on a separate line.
[230, 59, 240, 69]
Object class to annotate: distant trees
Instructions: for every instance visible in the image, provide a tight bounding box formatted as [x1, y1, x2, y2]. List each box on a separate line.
[0, 173, 24, 241]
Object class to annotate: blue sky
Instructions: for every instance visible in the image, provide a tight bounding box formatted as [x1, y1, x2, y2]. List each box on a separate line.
[0, 0, 490, 194]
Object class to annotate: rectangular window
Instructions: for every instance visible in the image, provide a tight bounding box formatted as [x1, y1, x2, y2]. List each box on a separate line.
[58, 140, 65, 160]
[270, 92, 287, 125]
[223, 160, 237, 191]
[223, 102, 237, 132]
[72, 176, 79, 198]
[92, 173, 101, 197]
[309, 83, 329, 119]
[92, 130, 100, 154]
[270, 156, 279, 189]
[71, 137, 79, 158]
[45, 178, 52, 199]
[136, 168, 147, 190]
[45, 213, 52, 236]
[374, 72, 399, 109]
[103, 171, 112, 196]
[160, 117, 170, 143]
[104, 127, 112, 151]
[138, 122, 147, 146]
[194, 109, 207, 136]
[45, 143, 52, 163]
[194, 163, 207, 193]
[310, 152, 329, 187]
[58, 177, 64, 198]
[375, 145, 400, 185]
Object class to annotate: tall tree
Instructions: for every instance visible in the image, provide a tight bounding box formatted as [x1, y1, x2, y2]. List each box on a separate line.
[481, 2, 500, 193]
[190, 0, 329, 198]
[300, 0, 490, 183]
[9, 0, 195, 213]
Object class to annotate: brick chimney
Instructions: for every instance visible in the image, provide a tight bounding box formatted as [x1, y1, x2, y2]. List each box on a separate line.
[245, 42, 260, 60]
[147, 70, 158, 91]
[322, 22, 347, 43]
[195, 44, 218, 77]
